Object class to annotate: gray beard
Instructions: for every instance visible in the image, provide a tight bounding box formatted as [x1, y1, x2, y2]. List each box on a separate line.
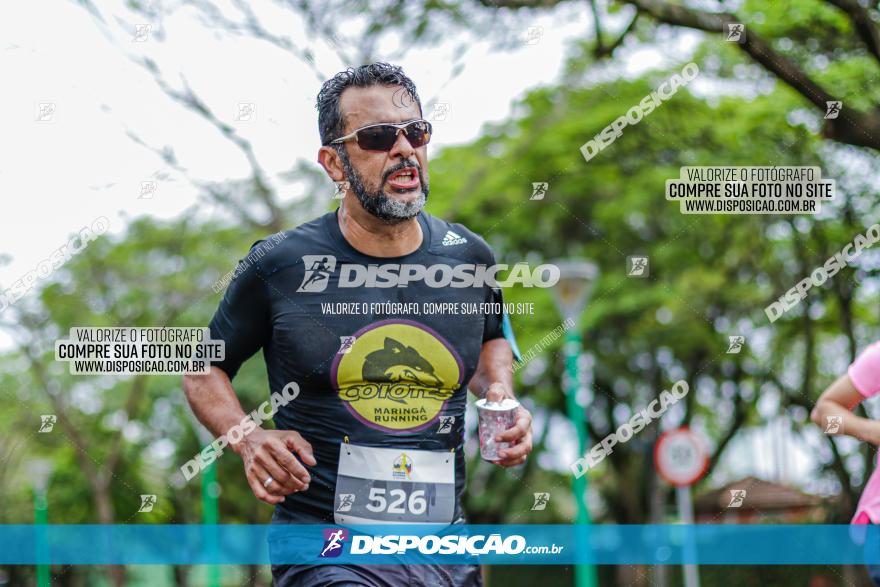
[337, 148, 428, 224]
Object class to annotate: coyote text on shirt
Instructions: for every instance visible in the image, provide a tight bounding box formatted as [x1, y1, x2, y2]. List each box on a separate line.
[208, 210, 511, 524]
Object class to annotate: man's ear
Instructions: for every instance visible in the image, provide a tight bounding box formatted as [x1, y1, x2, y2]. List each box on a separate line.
[317, 145, 345, 182]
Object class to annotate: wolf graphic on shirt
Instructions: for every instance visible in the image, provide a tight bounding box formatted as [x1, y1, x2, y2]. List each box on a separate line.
[363, 337, 444, 391]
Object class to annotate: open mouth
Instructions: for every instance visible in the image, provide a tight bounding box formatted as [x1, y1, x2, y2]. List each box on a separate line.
[386, 166, 421, 191]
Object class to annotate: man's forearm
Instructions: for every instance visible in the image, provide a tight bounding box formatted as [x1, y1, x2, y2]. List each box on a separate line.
[468, 338, 514, 399]
[183, 366, 251, 451]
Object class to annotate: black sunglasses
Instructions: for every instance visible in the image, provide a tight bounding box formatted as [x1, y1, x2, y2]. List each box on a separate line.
[327, 119, 432, 151]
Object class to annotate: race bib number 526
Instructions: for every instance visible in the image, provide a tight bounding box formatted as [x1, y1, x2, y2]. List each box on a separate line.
[334, 444, 455, 524]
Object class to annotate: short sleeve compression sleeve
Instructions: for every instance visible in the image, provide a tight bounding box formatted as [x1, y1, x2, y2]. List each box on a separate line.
[208, 241, 271, 379]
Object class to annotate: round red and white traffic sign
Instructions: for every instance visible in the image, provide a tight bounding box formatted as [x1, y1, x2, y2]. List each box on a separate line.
[654, 427, 708, 487]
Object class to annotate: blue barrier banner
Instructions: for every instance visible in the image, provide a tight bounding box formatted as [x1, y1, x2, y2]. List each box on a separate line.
[2, 524, 880, 565]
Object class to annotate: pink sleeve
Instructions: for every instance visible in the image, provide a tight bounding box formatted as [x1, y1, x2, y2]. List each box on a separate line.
[848, 341, 880, 398]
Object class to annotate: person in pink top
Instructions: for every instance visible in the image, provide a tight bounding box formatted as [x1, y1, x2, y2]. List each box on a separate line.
[813, 341, 880, 583]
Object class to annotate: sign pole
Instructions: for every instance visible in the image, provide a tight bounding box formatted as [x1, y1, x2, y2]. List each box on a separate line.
[675, 485, 700, 587]
[654, 427, 707, 587]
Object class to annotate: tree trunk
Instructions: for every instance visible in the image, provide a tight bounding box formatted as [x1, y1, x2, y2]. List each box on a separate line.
[173, 566, 190, 587]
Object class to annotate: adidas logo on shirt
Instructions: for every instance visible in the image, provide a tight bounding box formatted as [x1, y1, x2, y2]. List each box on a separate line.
[441, 230, 467, 246]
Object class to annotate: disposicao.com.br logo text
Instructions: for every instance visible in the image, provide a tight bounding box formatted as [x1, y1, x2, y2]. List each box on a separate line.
[337, 532, 564, 556]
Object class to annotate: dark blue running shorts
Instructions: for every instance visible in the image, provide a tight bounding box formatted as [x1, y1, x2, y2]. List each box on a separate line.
[271, 561, 483, 587]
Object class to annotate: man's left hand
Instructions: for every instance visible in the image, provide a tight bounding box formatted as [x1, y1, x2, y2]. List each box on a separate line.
[485, 382, 533, 467]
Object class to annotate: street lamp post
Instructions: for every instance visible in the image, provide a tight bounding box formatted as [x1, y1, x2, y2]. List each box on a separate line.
[203, 461, 221, 587]
[27, 459, 52, 587]
[187, 412, 221, 587]
[550, 260, 599, 587]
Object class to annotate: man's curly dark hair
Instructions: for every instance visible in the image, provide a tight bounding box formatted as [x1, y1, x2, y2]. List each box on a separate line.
[316, 62, 422, 146]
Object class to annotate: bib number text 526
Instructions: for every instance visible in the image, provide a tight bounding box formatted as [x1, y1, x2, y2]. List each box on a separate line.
[365, 487, 427, 515]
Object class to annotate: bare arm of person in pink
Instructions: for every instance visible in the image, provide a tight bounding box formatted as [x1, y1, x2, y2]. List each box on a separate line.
[812, 341, 880, 523]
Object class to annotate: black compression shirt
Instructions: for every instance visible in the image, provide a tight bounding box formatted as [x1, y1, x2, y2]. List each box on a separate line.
[208, 210, 510, 522]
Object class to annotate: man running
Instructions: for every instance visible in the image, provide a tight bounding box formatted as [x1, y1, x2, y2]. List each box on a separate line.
[183, 62, 532, 587]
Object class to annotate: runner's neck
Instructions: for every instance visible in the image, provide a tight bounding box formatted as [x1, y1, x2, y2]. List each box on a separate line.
[337, 202, 423, 258]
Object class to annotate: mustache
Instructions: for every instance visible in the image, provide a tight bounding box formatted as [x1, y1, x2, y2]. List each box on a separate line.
[382, 160, 422, 183]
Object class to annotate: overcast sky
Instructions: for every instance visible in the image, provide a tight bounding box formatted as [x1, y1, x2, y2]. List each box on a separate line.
[0, 1, 689, 292]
